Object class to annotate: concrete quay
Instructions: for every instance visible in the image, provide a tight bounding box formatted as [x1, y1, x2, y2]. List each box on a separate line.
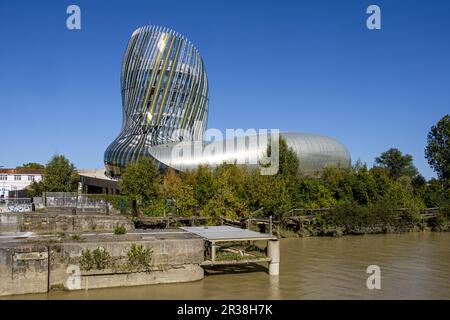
[0, 213, 280, 297]
[0, 230, 205, 296]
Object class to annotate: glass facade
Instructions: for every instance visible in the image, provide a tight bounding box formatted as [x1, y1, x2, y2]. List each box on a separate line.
[104, 25, 351, 177]
[104, 26, 209, 176]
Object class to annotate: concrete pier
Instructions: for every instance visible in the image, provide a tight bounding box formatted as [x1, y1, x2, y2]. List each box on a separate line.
[267, 240, 280, 276]
[0, 230, 204, 296]
[0, 225, 280, 296]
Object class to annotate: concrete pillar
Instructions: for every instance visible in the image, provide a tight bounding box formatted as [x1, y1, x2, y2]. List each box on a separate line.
[211, 242, 216, 262]
[267, 240, 280, 275]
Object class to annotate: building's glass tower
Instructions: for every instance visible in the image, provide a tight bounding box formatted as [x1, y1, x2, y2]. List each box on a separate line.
[105, 26, 209, 176]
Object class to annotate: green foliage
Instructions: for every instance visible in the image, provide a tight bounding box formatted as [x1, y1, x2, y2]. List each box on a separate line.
[314, 198, 420, 236]
[87, 194, 133, 214]
[375, 148, 418, 180]
[425, 114, 450, 182]
[81, 247, 111, 271]
[162, 168, 182, 199]
[80, 248, 94, 271]
[42, 155, 79, 192]
[27, 180, 45, 198]
[265, 137, 300, 178]
[17, 162, 45, 169]
[127, 244, 152, 269]
[92, 247, 111, 269]
[71, 234, 82, 241]
[26, 155, 78, 196]
[113, 225, 127, 235]
[119, 157, 161, 216]
[141, 198, 168, 216]
[173, 184, 198, 217]
[423, 178, 449, 207]
[105, 135, 446, 234]
[191, 165, 215, 208]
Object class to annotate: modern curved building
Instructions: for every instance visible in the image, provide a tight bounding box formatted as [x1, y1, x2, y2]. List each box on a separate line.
[104, 25, 351, 177]
[105, 26, 209, 176]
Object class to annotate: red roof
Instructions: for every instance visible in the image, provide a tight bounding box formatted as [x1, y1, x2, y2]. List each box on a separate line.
[0, 168, 43, 175]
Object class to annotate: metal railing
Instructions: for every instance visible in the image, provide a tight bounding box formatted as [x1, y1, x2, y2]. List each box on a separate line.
[43, 192, 107, 209]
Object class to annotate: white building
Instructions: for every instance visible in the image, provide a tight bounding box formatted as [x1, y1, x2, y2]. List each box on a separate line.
[0, 168, 43, 199]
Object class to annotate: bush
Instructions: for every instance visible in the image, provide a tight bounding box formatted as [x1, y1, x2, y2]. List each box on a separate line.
[87, 194, 133, 214]
[81, 247, 111, 270]
[92, 247, 111, 269]
[71, 234, 82, 241]
[428, 213, 449, 231]
[113, 225, 127, 235]
[127, 244, 152, 270]
[81, 249, 94, 271]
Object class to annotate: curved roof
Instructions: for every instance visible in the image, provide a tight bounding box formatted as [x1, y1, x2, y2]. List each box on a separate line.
[147, 132, 351, 175]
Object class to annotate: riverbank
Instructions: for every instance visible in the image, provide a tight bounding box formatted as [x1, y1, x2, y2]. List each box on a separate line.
[276, 207, 449, 238]
[0, 230, 204, 296]
[3, 233, 449, 300]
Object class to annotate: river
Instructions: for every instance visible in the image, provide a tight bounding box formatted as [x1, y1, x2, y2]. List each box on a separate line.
[7, 232, 450, 299]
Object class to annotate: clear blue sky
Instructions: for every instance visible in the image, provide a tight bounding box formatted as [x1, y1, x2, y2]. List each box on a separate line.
[0, 0, 449, 179]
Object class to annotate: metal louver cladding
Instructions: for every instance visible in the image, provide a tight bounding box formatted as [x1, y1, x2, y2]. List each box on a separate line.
[105, 25, 352, 178]
[104, 26, 209, 177]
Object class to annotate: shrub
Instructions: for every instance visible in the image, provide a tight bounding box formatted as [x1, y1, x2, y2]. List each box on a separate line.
[81, 247, 111, 270]
[80, 249, 94, 271]
[71, 234, 82, 241]
[113, 225, 127, 235]
[127, 244, 152, 270]
[92, 247, 111, 269]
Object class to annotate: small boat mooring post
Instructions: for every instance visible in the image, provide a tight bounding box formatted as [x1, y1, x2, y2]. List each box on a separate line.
[211, 241, 216, 263]
[269, 215, 273, 235]
[267, 239, 280, 276]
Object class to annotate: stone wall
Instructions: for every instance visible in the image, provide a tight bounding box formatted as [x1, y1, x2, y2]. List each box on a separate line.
[0, 214, 21, 232]
[0, 212, 134, 234]
[0, 237, 205, 296]
[0, 243, 49, 296]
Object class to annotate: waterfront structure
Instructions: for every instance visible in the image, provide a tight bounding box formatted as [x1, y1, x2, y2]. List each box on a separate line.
[0, 168, 43, 199]
[105, 25, 351, 177]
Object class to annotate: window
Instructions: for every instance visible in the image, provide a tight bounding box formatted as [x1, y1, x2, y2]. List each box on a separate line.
[0, 175, 6, 181]
[28, 175, 35, 181]
[14, 175, 21, 181]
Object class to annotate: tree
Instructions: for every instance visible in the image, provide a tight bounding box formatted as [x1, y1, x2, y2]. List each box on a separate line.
[162, 168, 182, 199]
[173, 184, 198, 217]
[265, 136, 300, 178]
[423, 178, 448, 207]
[425, 115, 450, 184]
[27, 180, 44, 198]
[119, 157, 161, 216]
[246, 172, 292, 219]
[374, 148, 418, 180]
[17, 162, 45, 170]
[41, 155, 79, 192]
[191, 165, 215, 207]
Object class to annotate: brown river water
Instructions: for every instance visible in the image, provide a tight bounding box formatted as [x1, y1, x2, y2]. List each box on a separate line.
[6, 232, 450, 300]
